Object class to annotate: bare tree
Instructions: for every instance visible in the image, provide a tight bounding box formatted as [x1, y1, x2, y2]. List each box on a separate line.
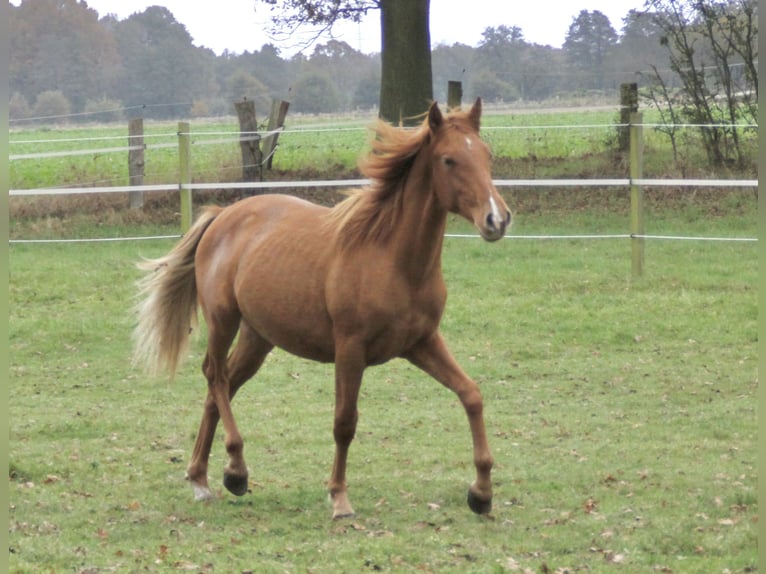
[643, 0, 758, 168]
[258, 0, 433, 125]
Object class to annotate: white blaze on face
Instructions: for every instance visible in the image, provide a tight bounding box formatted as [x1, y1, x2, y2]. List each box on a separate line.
[488, 191, 504, 227]
[465, 136, 473, 151]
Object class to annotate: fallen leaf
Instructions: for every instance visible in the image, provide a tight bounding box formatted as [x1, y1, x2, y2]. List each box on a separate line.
[583, 498, 598, 514]
[606, 552, 625, 564]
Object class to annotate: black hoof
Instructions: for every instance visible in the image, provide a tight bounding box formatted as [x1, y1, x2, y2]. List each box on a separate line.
[467, 489, 492, 515]
[223, 472, 249, 496]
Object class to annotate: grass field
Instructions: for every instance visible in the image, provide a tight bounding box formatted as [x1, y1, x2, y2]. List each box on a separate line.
[9, 105, 758, 572]
[9, 206, 757, 573]
[9, 107, 758, 195]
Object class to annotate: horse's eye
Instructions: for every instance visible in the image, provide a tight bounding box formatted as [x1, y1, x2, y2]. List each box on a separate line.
[443, 157, 456, 167]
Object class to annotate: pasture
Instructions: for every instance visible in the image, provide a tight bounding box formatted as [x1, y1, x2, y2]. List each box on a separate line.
[10, 107, 758, 198]
[9, 106, 758, 572]
[9, 208, 757, 573]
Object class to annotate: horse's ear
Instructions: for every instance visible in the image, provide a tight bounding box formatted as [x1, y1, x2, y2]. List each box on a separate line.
[428, 101, 443, 132]
[469, 97, 482, 130]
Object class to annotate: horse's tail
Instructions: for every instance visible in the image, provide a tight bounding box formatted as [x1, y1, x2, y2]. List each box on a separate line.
[132, 206, 223, 379]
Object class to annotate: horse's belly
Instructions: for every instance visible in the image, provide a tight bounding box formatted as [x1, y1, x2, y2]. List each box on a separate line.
[248, 310, 336, 363]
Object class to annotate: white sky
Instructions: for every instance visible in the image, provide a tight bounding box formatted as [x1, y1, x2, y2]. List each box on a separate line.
[13, 0, 646, 56]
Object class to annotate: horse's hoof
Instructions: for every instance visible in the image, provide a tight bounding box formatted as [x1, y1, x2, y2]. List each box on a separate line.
[223, 472, 249, 496]
[329, 491, 355, 519]
[466, 488, 492, 515]
[191, 482, 215, 502]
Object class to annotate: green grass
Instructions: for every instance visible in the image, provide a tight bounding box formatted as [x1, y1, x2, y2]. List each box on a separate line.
[9, 208, 757, 573]
[10, 109, 757, 195]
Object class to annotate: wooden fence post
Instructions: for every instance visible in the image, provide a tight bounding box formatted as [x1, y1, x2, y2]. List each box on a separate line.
[234, 99, 261, 193]
[128, 117, 144, 209]
[261, 99, 290, 170]
[619, 83, 638, 153]
[630, 111, 645, 277]
[447, 81, 462, 110]
[178, 121, 192, 233]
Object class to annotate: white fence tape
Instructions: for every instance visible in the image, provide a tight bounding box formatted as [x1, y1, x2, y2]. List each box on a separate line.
[8, 178, 758, 197]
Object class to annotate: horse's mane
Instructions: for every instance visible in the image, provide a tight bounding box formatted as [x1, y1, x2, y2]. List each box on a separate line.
[326, 116, 431, 248]
[326, 106, 482, 248]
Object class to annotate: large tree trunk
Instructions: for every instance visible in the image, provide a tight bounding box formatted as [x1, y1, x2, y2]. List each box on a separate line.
[379, 0, 433, 125]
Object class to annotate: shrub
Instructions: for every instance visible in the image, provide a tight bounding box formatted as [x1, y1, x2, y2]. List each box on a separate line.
[32, 90, 71, 123]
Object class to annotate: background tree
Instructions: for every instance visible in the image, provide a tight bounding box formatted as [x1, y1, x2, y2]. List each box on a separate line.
[615, 9, 669, 77]
[643, 0, 758, 167]
[431, 42, 473, 102]
[12, 0, 754, 125]
[9, 92, 32, 121]
[258, 0, 432, 124]
[225, 69, 273, 114]
[291, 71, 341, 113]
[9, 0, 120, 114]
[518, 44, 566, 100]
[563, 10, 618, 90]
[351, 69, 382, 109]
[309, 40, 373, 109]
[32, 90, 71, 122]
[112, 6, 217, 118]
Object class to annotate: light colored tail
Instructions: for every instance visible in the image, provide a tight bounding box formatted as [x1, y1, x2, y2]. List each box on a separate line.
[132, 206, 222, 378]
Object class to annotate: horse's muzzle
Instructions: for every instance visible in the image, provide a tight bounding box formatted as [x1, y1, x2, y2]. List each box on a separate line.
[480, 208, 511, 242]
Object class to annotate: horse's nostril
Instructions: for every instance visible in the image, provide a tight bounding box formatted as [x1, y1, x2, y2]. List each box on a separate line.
[486, 212, 509, 231]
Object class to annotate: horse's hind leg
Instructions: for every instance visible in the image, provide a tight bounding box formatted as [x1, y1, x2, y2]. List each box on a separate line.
[186, 321, 273, 501]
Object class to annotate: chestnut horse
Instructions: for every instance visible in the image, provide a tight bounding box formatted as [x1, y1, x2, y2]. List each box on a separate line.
[133, 98, 511, 519]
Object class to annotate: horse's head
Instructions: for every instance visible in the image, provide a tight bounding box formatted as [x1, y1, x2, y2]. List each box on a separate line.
[427, 98, 511, 242]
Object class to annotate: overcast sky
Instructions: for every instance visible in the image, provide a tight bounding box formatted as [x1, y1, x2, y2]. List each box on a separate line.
[14, 0, 646, 56]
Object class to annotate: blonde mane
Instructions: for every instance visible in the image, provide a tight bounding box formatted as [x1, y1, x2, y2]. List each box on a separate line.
[325, 117, 429, 248]
[326, 107, 480, 249]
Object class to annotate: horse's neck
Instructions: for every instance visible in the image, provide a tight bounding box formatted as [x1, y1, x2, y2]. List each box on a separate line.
[392, 163, 447, 285]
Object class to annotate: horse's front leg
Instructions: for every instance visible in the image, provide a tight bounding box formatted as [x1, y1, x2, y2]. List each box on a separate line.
[328, 339, 366, 519]
[405, 331, 494, 515]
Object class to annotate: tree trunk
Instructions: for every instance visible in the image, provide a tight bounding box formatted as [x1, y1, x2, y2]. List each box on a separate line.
[379, 0, 433, 125]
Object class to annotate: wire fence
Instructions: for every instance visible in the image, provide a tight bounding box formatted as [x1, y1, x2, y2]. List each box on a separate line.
[9, 117, 758, 246]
